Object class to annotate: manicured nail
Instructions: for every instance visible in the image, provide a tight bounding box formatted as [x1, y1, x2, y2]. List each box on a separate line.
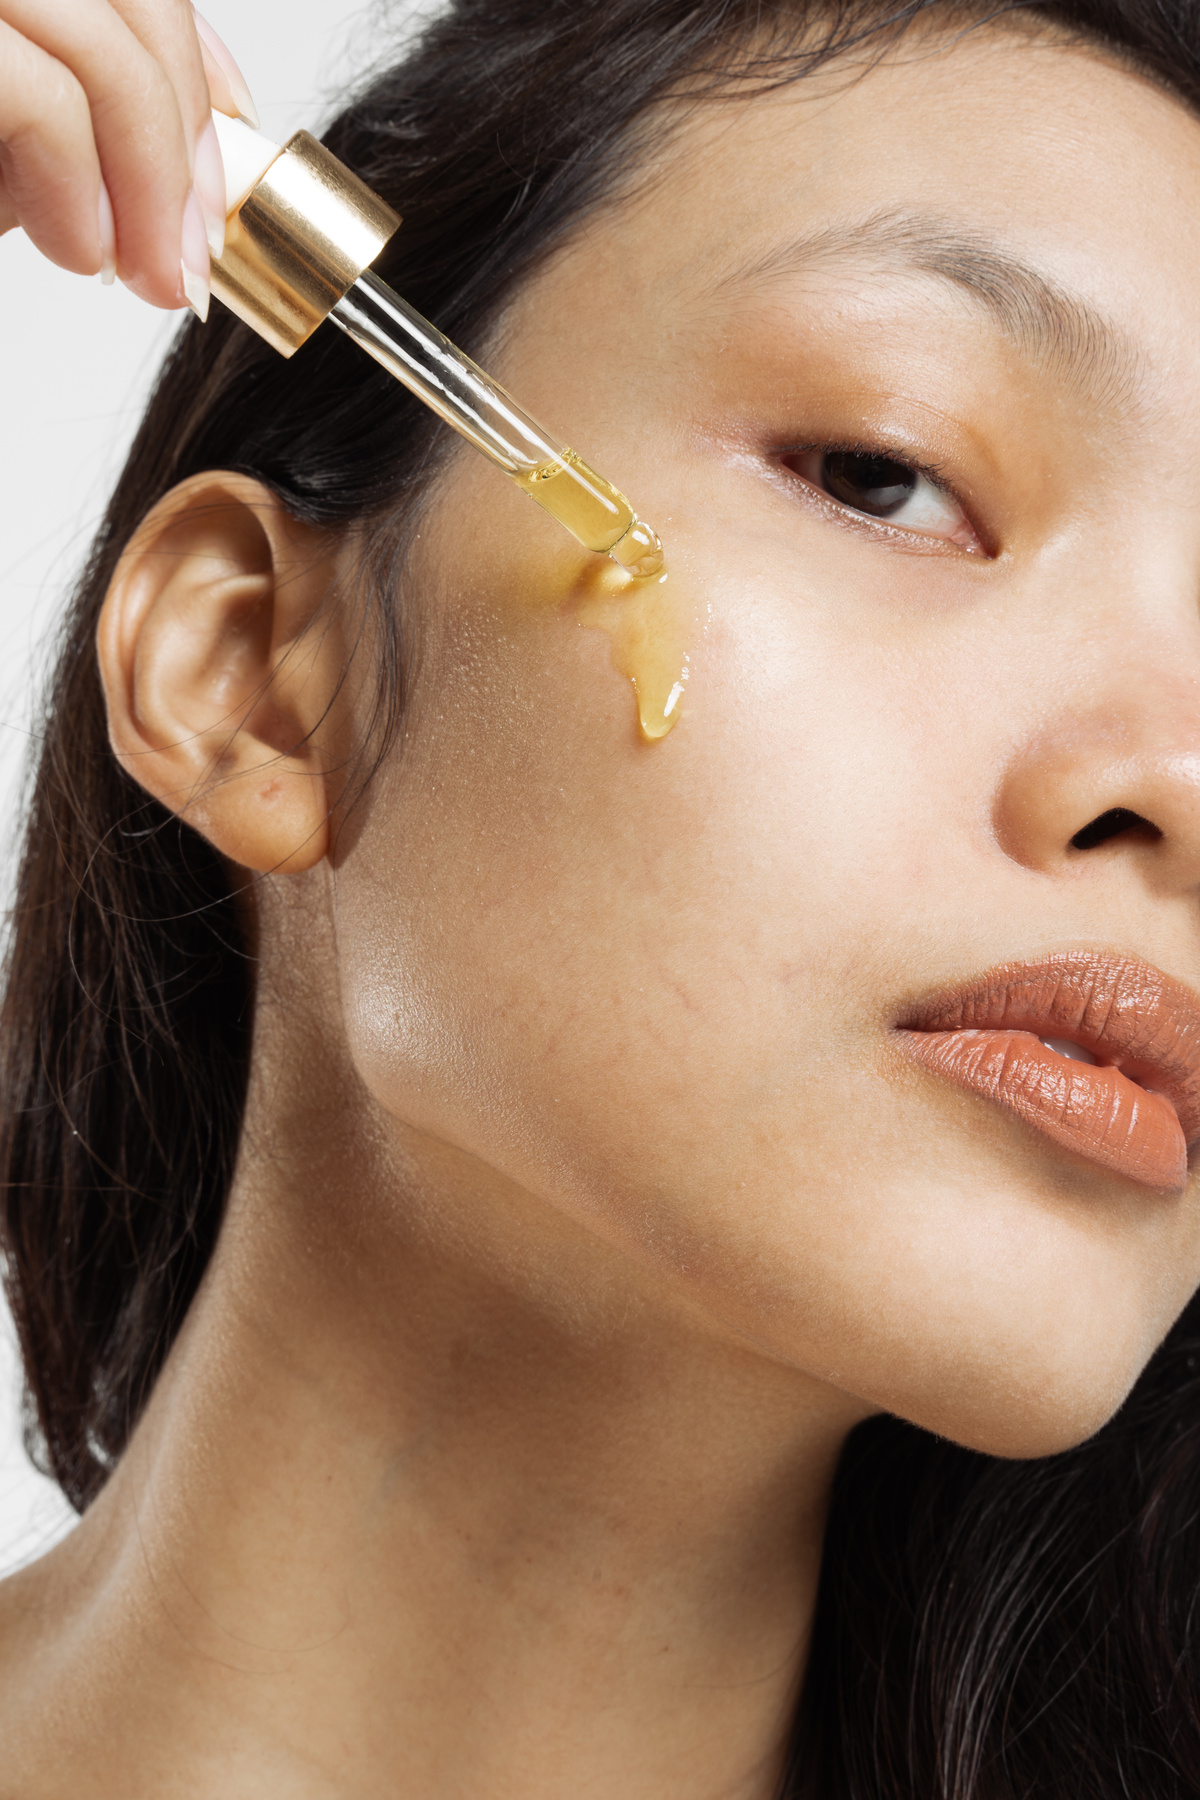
[193, 117, 226, 258]
[97, 180, 117, 285]
[180, 188, 210, 321]
[192, 8, 260, 130]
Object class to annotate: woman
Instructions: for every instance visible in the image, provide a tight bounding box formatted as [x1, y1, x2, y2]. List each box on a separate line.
[2, 0, 1200, 1791]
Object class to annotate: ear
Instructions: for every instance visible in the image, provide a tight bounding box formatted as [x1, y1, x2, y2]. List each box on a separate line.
[98, 473, 352, 874]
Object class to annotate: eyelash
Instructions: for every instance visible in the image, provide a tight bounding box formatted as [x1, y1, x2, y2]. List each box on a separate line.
[775, 439, 985, 554]
[783, 439, 950, 488]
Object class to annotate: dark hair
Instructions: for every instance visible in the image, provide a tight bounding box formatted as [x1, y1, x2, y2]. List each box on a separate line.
[4, 0, 1200, 1791]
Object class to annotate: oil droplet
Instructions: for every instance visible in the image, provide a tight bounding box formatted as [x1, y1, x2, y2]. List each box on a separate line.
[576, 569, 687, 741]
[609, 516, 665, 580]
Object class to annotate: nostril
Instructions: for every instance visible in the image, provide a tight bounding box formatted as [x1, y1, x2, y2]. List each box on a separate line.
[1070, 807, 1163, 851]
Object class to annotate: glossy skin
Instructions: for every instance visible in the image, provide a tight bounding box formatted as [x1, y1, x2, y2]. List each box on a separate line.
[6, 22, 1200, 1799]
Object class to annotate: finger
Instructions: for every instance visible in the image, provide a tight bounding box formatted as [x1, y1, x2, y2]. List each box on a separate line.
[110, 0, 212, 145]
[0, 0, 200, 310]
[0, 170, 22, 240]
[0, 21, 105, 277]
[191, 9, 258, 128]
[196, 35, 237, 122]
[109, 1, 230, 254]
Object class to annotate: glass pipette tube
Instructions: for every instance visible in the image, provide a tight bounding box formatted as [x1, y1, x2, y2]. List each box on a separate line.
[329, 272, 664, 578]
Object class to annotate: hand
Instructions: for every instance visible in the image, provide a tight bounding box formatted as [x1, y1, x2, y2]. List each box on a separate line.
[0, 2, 258, 318]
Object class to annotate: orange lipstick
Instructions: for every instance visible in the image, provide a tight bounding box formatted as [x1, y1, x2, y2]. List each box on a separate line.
[898, 952, 1200, 1190]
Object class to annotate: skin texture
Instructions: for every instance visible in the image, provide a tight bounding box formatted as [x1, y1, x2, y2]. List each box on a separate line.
[5, 21, 1200, 1798]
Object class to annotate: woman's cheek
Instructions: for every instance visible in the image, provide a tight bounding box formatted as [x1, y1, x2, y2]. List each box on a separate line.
[328, 547, 886, 1201]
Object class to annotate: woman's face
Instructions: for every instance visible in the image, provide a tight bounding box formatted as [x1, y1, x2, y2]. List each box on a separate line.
[332, 26, 1200, 1456]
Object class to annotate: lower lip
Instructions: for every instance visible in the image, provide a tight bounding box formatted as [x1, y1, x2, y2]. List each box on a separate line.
[900, 1028, 1188, 1190]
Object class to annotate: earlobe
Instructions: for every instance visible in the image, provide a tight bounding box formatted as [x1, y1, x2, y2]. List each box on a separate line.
[97, 472, 350, 875]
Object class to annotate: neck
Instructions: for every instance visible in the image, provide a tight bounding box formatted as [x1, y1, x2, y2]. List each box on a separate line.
[1, 911, 865, 1799]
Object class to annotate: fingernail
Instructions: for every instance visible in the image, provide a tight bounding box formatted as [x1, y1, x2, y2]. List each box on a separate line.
[180, 189, 210, 321]
[192, 9, 260, 130]
[98, 180, 117, 285]
[193, 117, 226, 258]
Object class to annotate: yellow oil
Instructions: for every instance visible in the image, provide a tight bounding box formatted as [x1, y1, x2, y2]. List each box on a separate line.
[513, 448, 682, 739]
[514, 451, 665, 578]
[575, 568, 687, 741]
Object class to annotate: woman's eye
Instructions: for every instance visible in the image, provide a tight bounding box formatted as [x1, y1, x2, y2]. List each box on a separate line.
[783, 449, 982, 551]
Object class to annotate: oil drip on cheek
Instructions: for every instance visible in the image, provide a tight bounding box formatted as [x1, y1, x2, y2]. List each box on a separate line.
[575, 568, 687, 742]
[508, 447, 684, 739]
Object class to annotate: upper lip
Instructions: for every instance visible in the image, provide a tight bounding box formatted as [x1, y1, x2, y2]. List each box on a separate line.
[897, 950, 1200, 1143]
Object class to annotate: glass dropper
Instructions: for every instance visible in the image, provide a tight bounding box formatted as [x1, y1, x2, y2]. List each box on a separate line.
[329, 274, 664, 577]
[208, 113, 664, 579]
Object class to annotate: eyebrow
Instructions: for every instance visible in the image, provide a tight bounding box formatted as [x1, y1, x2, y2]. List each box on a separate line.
[716, 208, 1139, 405]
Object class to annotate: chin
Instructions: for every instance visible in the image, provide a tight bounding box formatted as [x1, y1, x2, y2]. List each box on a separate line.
[898, 1329, 1162, 1463]
[810, 1110, 1200, 1466]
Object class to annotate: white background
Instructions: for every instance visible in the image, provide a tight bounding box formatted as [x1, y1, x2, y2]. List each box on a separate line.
[0, 0, 421, 1574]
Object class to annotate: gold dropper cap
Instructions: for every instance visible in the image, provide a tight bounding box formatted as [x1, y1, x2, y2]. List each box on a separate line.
[210, 129, 400, 358]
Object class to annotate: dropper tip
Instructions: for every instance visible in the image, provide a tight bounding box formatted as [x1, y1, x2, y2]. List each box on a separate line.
[609, 517, 664, 580]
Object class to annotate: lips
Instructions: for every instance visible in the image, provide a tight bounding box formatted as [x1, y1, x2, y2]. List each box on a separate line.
[897, 952, 1200, 1191]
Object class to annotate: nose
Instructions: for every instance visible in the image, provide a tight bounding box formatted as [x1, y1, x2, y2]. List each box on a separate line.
[994, 670, 1200, 893]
